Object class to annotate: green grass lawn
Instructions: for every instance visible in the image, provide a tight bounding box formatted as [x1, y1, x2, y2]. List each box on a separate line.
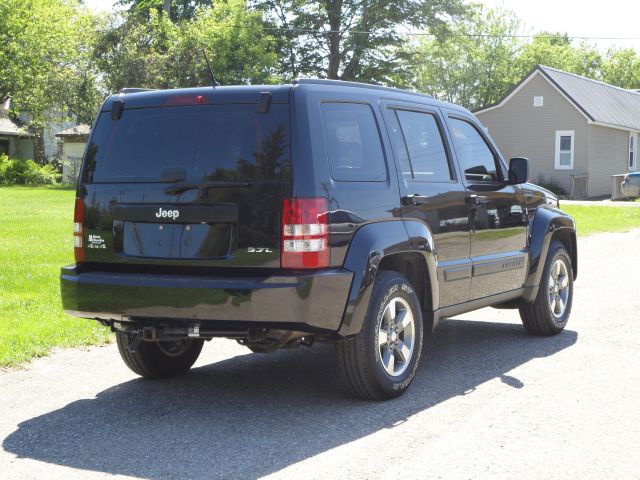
[0, 186, 111, 367]
[560, 205, 640, 236]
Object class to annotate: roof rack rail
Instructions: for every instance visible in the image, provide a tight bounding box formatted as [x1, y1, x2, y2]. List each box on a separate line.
[292, 78, 433, 99]
[117, 88, 157, 95]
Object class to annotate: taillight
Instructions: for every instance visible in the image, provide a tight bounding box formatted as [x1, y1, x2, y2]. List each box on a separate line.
[281, 198, 329, 268]
[73, 197, 85, 263]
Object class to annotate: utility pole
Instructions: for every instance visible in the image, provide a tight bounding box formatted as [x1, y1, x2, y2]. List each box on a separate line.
[164, 0, 171, 17]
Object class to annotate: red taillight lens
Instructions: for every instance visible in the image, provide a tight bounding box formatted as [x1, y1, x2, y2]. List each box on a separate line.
[73, 197, 85, 263]
[281, 198, 329, 268]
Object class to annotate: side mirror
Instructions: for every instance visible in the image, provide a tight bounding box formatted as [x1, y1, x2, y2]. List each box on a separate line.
[508, 157, 529, 184]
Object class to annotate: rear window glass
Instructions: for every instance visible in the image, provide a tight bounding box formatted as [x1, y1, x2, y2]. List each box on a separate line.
[83, 104, 290, 182]
[320, 103, 387, 182]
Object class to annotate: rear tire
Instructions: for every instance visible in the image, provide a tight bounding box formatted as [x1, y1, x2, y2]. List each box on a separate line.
[519, 240, 573, 336]
[116, 332, 204, 378]
[336, 270, 424, 400]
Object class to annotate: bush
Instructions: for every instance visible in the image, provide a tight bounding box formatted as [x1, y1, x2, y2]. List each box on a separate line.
[0, 155, 61, 185]
[535, 174, 567, 196]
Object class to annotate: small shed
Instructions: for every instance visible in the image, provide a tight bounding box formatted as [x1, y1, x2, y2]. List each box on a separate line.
[55, 124, 90, 183]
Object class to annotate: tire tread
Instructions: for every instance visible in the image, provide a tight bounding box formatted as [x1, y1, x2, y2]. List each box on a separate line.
[115, 332, 204, 378]
[336, 270, 423, 400]
[519, 241, 572, 336]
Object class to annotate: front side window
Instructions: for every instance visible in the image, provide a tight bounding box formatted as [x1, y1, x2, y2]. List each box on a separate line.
[555, 130, 575, 170]
[394, 110, 453, 182]
[320, 102, 387, 182]
[448, 118, 500, 181]
[630, 133, 637, 171]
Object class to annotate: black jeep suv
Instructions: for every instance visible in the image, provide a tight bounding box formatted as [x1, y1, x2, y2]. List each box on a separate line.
[61, 80, 577, 400]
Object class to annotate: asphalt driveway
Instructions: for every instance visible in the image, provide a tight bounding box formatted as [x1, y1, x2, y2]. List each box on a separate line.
[1, 229, 639, 479]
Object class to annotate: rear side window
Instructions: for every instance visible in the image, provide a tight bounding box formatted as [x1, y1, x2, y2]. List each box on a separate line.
[83, 104, 290, 183]
[448, 118, 500, 182]
[394, 110, 452, 182]
[320, 103, 387, 182]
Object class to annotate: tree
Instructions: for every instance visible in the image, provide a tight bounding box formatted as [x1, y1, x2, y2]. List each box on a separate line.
[601, 48, 640, 90]
[253, 0, 467, 83]
[53, 11, 105, 124]
[0, 0, 103, 163]
[409, 11, 617, 111]
[95, 0, 277, 92]
[170, 2, 278, 86]
[116, 0, 213, 22]
[93, 8, 177, 92]
[0, 0, 99, 121]
[411, 6, 521, 109]
[513, 33, 603, 81]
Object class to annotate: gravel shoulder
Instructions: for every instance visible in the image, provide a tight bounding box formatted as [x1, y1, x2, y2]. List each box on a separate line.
[1, 229, 639, 480]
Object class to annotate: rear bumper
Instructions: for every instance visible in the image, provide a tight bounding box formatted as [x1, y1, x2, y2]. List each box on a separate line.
[60, 265, 353, 333]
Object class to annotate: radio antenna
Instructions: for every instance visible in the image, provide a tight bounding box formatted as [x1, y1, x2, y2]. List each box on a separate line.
[202, 49, 220, 87]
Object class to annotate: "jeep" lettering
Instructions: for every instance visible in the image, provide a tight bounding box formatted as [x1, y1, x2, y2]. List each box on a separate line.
[155, 208, 180, 219]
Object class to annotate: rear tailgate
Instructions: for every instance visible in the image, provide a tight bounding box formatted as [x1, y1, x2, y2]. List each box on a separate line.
[78, 94, 291, 269]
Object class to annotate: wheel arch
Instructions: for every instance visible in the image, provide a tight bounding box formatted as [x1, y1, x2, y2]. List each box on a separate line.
[337, 220, 437, 337]
[522, 206, 577, 303]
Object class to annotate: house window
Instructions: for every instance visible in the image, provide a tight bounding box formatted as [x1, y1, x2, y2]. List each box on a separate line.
[630, 133, 637, 171]
[555, 130, 574, 170]
[533, 96, 544, 107]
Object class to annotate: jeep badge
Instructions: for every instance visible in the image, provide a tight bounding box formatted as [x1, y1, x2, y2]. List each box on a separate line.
[155, 208, 180, 219]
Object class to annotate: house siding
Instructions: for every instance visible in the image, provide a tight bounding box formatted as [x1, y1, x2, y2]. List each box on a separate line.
[476, 72, 590, 196]
[588, 126, 631, 197]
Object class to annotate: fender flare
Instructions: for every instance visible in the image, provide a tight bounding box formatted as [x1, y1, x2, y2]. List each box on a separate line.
[522, 205, 577, 303]
[336, 220, 437, 337]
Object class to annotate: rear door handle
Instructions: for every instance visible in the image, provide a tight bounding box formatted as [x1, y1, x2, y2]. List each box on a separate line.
[402, 194, 431, 206]
[470, 194, 488, 206]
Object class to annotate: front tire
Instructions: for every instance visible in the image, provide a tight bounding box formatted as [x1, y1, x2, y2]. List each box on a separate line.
[519, 240, 573, 336]
[116, 332, 204, 378]
[336, 271, 424, 400]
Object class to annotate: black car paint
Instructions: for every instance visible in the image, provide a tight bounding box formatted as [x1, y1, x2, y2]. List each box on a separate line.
[61, 81, 577, 340]
[60, 265, 352, 333]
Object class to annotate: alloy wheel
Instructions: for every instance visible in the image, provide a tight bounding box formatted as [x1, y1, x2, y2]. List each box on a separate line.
[548, 258, 570, 319]
[377, 297, 416, 377]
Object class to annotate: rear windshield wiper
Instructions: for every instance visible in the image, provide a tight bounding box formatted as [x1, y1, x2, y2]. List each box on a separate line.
[164, 181, 252, 195]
